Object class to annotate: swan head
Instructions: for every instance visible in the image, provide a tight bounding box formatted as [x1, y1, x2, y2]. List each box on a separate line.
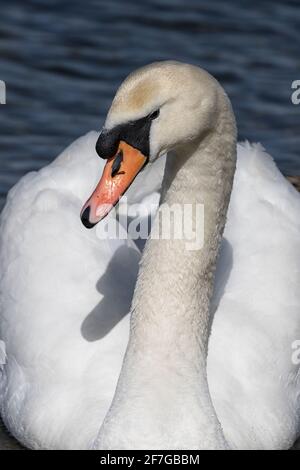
[81, 61, 224, 228]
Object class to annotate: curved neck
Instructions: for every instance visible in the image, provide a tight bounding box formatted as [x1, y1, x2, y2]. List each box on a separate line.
[96, 95, 237, 450]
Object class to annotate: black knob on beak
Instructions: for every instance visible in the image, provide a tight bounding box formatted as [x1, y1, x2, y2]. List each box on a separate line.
[96, 128, 120, 159]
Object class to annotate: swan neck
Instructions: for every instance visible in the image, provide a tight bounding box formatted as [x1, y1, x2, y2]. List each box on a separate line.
[97, 93, 237, 449]
[133, 108, 237, 355]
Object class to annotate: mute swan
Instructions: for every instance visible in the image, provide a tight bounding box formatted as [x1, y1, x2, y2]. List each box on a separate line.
[0, 61, 300, 450]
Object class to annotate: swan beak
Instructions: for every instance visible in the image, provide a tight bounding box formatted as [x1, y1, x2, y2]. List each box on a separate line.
[81, 140, 147, 228]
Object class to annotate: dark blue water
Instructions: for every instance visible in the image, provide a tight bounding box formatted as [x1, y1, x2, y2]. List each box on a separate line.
[0, 0, 300, 210]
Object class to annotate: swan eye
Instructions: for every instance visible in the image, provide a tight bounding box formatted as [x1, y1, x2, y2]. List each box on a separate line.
[148, 109, 160, 120]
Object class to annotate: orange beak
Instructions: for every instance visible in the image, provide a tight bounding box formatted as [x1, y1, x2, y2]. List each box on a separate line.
[81, 140, 147, 228]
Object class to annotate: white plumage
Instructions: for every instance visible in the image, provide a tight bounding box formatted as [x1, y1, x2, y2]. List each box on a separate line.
[0, 62, 300, 450]
[209, 142, 300, 449]
[0, 131, 163, 449]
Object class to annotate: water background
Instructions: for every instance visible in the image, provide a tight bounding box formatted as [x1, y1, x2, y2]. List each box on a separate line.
[0, 0, 300, 210]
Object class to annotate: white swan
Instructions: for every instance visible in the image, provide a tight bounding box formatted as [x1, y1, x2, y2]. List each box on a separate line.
[0, 61, 300, 450]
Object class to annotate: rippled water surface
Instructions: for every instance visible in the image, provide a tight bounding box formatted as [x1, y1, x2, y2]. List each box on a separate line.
[0, 0, 300, 209]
